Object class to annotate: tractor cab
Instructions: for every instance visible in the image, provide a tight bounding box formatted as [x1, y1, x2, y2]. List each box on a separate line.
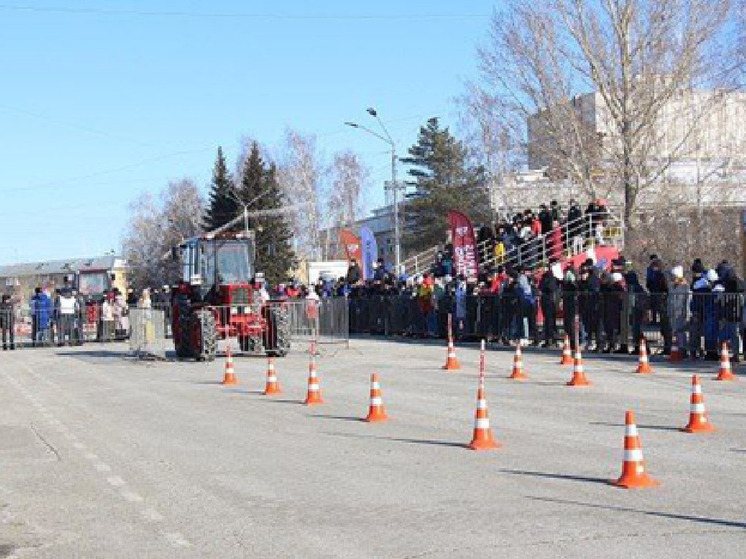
[171, 232, 290, 361]
[177, 233, 255, 305]
[61, 269, 112, 342]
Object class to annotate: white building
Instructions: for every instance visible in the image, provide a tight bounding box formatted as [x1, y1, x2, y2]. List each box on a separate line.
[524, 87, 746, 209]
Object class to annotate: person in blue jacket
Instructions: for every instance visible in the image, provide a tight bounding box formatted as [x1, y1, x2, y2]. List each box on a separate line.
[30, 286, 53, 346]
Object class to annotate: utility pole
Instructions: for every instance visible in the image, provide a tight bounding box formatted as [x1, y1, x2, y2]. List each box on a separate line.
[346, 107, 402, 275]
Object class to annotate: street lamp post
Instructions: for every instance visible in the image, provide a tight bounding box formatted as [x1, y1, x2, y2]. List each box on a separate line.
[345, 108, 402, 275]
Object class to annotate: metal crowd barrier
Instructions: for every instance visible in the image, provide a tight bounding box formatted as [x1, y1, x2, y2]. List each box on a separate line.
[1, 303, 130, 348]
[348, 290, 745, 355]
[129, 308, 167, 359]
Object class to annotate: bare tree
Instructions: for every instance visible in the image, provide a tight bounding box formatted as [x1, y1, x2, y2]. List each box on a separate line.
[457, 82, 526, 219]
[276, 129, 325, 261]
[122, 179, 204, 289]
[477, 0, 739, 228]
[328, 151, 368, 223]
[321, 150, 369, 259]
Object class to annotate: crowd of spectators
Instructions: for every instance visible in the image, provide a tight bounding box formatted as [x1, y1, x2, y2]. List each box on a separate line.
[0, 284, 131, 349]
[476, 199, 612, 268]
[340, 254, 745, 363]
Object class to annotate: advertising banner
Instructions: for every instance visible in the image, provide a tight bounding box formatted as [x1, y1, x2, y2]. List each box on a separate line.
[448, 210, 478, 278]
[360, 226, 378, 281]
[338, 229, 362, 264]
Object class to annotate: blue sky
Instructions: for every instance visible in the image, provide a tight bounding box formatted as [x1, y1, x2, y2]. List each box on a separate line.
[0, 1, 494, 264]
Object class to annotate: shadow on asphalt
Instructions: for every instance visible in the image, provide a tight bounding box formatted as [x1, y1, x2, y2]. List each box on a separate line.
[311, 414, 364, 423]
[502, 469, 609, 485]
[57, 350, 132, 359]
[527, 496, 746, 529]
[589, 421, 681, 432]
[319, 430, 467, 448]
[374, 436, 467, 449]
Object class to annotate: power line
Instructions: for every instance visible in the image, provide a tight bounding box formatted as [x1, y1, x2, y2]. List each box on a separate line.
[0, 103, 156, 148]
[0, 4, 489, 20]
[0, 146, 213, 194]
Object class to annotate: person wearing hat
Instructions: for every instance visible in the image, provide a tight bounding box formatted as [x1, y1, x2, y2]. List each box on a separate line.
[600, 272, 625, 353]
[689, 268, 712, 359]
[539, 260, 561, 348]
[647, 256, 672, 355]
[345, 258, 362, 286]
[667, 265, 690, 357]
[567, 199, 583, 241]
[578, 263, 601, 351]
[562, 265, 579, 350]
[696, 269, 721, 360]
[626, 270, 649, 355]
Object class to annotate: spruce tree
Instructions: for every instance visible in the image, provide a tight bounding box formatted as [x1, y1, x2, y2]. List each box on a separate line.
[238, 143, 296, 286]
[401, 118, 489, 253]
[203, 146, 238, 232]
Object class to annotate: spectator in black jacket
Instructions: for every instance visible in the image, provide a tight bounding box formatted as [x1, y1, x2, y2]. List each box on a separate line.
[562, 266, 578, 349]
[539, 261, 561, 347]
[346, 259, 362, 285]
[601, 272, 625, 353]
[0, 294, 15, 350]
[646, 256, 672, 354]
[578, 261, 602, 351]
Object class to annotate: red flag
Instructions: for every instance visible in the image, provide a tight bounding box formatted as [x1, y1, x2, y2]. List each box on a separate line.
[448, 210, 478, 278]
[338, 229, 362, 263]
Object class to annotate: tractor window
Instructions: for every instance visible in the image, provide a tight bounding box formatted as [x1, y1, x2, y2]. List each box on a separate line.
[215, 243, 251, 284]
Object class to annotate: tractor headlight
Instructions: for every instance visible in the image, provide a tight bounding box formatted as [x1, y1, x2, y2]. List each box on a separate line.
[231, 307, 238, 315]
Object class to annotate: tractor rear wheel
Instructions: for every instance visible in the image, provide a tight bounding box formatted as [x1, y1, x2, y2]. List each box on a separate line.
[191, 309, 217, 362]
[265, 304, 291, 357]
[175, 315, 192, 359]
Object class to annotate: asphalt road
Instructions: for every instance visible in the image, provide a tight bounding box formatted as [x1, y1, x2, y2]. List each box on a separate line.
[0, 338, 744, 558]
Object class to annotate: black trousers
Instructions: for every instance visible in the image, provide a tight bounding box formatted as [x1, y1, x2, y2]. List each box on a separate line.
[541, 300, 556, 343]
[1, 326, 14, 348]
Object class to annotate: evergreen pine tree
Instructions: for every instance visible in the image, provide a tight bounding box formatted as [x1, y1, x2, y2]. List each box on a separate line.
[238, 143, 296, 285]
[203, 146, 238, 232]
[401, 118, 489, 253]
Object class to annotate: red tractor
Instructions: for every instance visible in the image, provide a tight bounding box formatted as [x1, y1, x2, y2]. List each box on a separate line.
[170, 231, 291, 361]
[64, 269, 112, 342]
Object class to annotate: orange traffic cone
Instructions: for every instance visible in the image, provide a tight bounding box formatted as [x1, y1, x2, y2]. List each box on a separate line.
[467, 341, 500, 450]
[304, 343, 324, 405]
[636, 338, 653, 374]
[682, 375, 715, 433]
[560, 334, 573, 365]
[567, 348, 590, 387]
[509, 344, 528, 380]
[442, 314, 461, 371]
[715, 342, 737, 381]
[263, 357, 281, 395]
[670, 335, 683, 363]
[364, 373, 388, 422]
[612, 411, 659, 489]
[221, 348, 237, 385]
